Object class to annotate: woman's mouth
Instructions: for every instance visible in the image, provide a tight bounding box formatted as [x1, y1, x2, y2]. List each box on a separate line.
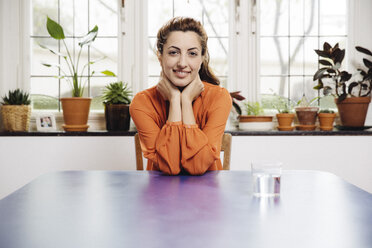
[173, 70, 190, 78]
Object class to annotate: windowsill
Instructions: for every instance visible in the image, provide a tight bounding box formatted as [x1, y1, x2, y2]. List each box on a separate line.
[1, 128, 372, 136]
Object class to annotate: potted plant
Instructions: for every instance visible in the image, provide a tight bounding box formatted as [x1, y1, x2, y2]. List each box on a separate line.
[295, 95, 319, 131]
[1, 89, 31, 132]
[318, 109, 336, 131]
[313, 42, 371, 127]
[102, 77, 132, 131]
[238, 101, 273, 131]
[40, 17, 100, 132]
[272, 96, 295, 131]
[229, 91, 246, 128]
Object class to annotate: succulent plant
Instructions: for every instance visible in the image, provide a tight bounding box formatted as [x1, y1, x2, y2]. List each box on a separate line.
[1, 89, 31, 105]
[102, 81, 132, 105]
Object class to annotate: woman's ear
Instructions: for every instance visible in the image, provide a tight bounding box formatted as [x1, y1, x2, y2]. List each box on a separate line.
[157, 51, 162, 65]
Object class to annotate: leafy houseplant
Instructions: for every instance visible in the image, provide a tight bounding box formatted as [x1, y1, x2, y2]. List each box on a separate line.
[41, 17, 99, 131]
[102, 79, 132, 131]
[313, 42, 371, 127]
[238, 101, 273, 131]
[1, 89, 31, 132]
[273, 96, 295, 131]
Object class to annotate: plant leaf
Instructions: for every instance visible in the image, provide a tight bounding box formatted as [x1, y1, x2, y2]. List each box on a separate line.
[313, 67, 328, 80]
[363, 58, 372, 69]
[101, 70, 117, 77]
[323, 42, 332, 51]
[315, 49, 330, 58]
[46, 16, 65, 40]
[340, 71, 352, 82]
[356, 46, 372, 56]
[319, 59, 333, 66]
[333, 49, 345, 64]
[39, 43, 66, 58]
[78, 25, 98, 47]
[337, 93, 347, 103]
[348, 82, 359, 94]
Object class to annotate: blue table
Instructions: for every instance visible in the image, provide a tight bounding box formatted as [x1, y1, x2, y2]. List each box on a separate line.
[0, 170, 372, 248]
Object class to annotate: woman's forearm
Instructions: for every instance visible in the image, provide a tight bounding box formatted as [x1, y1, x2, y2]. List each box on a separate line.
[181, 97, 196, 125]
[167, 95, 182, 122]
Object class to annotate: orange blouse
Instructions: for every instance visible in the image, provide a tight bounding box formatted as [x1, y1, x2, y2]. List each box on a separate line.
[129, 81, 232, 175]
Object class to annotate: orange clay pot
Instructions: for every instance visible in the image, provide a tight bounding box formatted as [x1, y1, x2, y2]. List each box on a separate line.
[60, 97, 91, 132]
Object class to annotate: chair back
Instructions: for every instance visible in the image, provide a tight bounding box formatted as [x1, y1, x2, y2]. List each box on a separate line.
[134, 132, 232, 171]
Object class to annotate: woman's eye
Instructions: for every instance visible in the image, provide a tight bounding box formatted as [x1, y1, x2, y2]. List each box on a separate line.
[189, 51, 198, 56]
[168, 51, 179, 55]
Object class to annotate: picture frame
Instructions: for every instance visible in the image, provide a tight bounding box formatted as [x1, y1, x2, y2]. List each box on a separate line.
[36, 114, 57, 132]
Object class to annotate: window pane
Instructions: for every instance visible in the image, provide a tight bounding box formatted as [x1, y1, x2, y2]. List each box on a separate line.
[290, 76, 317, 103]
[260, 37, 289, 75]
[148, 38, 161, 76]
[90, 38, 118, 76]
[260, 0, 289, 36]
[203, 0, 229, 37]
[260, 76, 289, 97]
[208, 37, 228, 76]
[60, 0, 89, 36]
[90, 0, 118, 36]
[30, 77, 59, 111]
[319, 0, 347, 36]
[31, 0, 58, 36]
[174, 0, 203, 21]
[148, 0, 173, 37]
[31, 38, 59, 76]
[304, 37, 319, 75]
[148, 76, 160, 89]
[289, 37, 305, 76]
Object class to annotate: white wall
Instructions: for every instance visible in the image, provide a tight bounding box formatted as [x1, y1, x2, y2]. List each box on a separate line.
[1, 135, 372, 199]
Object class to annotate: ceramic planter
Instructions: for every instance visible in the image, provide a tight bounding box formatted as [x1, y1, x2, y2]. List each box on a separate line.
[60, 97, 91, 132]
[239, 115, 273, 131]
[318, 113, 336, 131]
[295, 106, 319, 131]
[276, 113, 295, 131]
[335, 97, 371, 127]
[105, 104, 131, 131]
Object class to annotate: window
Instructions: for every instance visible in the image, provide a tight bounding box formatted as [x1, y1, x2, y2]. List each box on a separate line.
[258, 0, 348, 108]
[30, 0, 118, 111]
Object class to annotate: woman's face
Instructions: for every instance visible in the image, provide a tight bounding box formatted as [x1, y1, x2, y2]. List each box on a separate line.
[159, 31, 203, 88]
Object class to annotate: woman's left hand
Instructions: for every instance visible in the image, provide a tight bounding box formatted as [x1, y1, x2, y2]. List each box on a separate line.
[181, 75, 204, 103]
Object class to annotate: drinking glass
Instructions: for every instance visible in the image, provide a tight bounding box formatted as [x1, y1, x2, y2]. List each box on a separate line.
[251, 161, 282, 197]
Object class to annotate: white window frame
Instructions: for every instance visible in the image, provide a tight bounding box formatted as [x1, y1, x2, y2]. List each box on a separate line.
[2, 0, 372, 129]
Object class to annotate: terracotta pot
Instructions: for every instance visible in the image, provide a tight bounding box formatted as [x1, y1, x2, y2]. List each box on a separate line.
[295, 107, 319, 125]
[335, 97, 371, 127]
[276, 113, 295, 130]
[61, 97, 91, 132]
[105, 104, 131, 131]
[318, 113, 336, 131]
[239, 115, 273, 131]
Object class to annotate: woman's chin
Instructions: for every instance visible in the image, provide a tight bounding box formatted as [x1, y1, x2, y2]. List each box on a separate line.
[171, 78, 192, 88]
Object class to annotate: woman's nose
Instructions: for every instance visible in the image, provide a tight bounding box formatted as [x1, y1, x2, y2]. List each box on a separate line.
[177, 54, 187, 67]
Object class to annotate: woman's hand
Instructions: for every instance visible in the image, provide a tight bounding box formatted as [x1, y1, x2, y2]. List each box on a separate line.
[181, 75, 204, 103]
[157, 72, 181, 101]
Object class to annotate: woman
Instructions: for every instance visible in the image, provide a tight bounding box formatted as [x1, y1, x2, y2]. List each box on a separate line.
[130, 17, 231, 175]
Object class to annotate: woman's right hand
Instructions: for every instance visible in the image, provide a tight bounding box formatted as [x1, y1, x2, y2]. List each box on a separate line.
[157, 72, 181, 101]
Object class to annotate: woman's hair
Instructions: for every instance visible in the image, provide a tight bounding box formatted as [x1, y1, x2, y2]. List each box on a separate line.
[156, 17, 220, 85]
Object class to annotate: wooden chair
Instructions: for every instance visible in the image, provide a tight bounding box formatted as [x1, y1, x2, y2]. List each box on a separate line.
[134, 132, 232, 171]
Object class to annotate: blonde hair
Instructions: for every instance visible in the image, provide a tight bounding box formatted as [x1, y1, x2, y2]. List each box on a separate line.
[156, 17, 219, 85]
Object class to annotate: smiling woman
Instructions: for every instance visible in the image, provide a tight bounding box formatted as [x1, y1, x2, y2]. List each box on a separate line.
[130, 17, 232, 176]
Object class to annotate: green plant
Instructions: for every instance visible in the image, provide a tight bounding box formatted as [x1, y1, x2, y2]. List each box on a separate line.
[313, 42, 372, 103]
[355, 46, 372, 96]
[1, 89, 31, 105]
[271, 95, 294, 113]
[230, 91, 245, 115]
[40, 17, 99, 97]
[243, 101, 264, 116]
[102, 81, 132, 105]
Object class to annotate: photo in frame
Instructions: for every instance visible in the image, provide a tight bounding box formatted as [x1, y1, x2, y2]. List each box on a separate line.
[36, 114, 57, 131]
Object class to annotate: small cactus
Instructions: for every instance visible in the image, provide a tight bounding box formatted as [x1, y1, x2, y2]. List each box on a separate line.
[1, 89, 31, 105]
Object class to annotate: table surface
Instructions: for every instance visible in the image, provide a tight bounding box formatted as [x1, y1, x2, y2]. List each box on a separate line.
[0, 170, 371, 248]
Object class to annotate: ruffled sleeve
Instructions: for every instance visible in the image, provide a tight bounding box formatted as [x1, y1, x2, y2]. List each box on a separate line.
[180, 87, 232, 175]
[130, 93, 182, 175]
